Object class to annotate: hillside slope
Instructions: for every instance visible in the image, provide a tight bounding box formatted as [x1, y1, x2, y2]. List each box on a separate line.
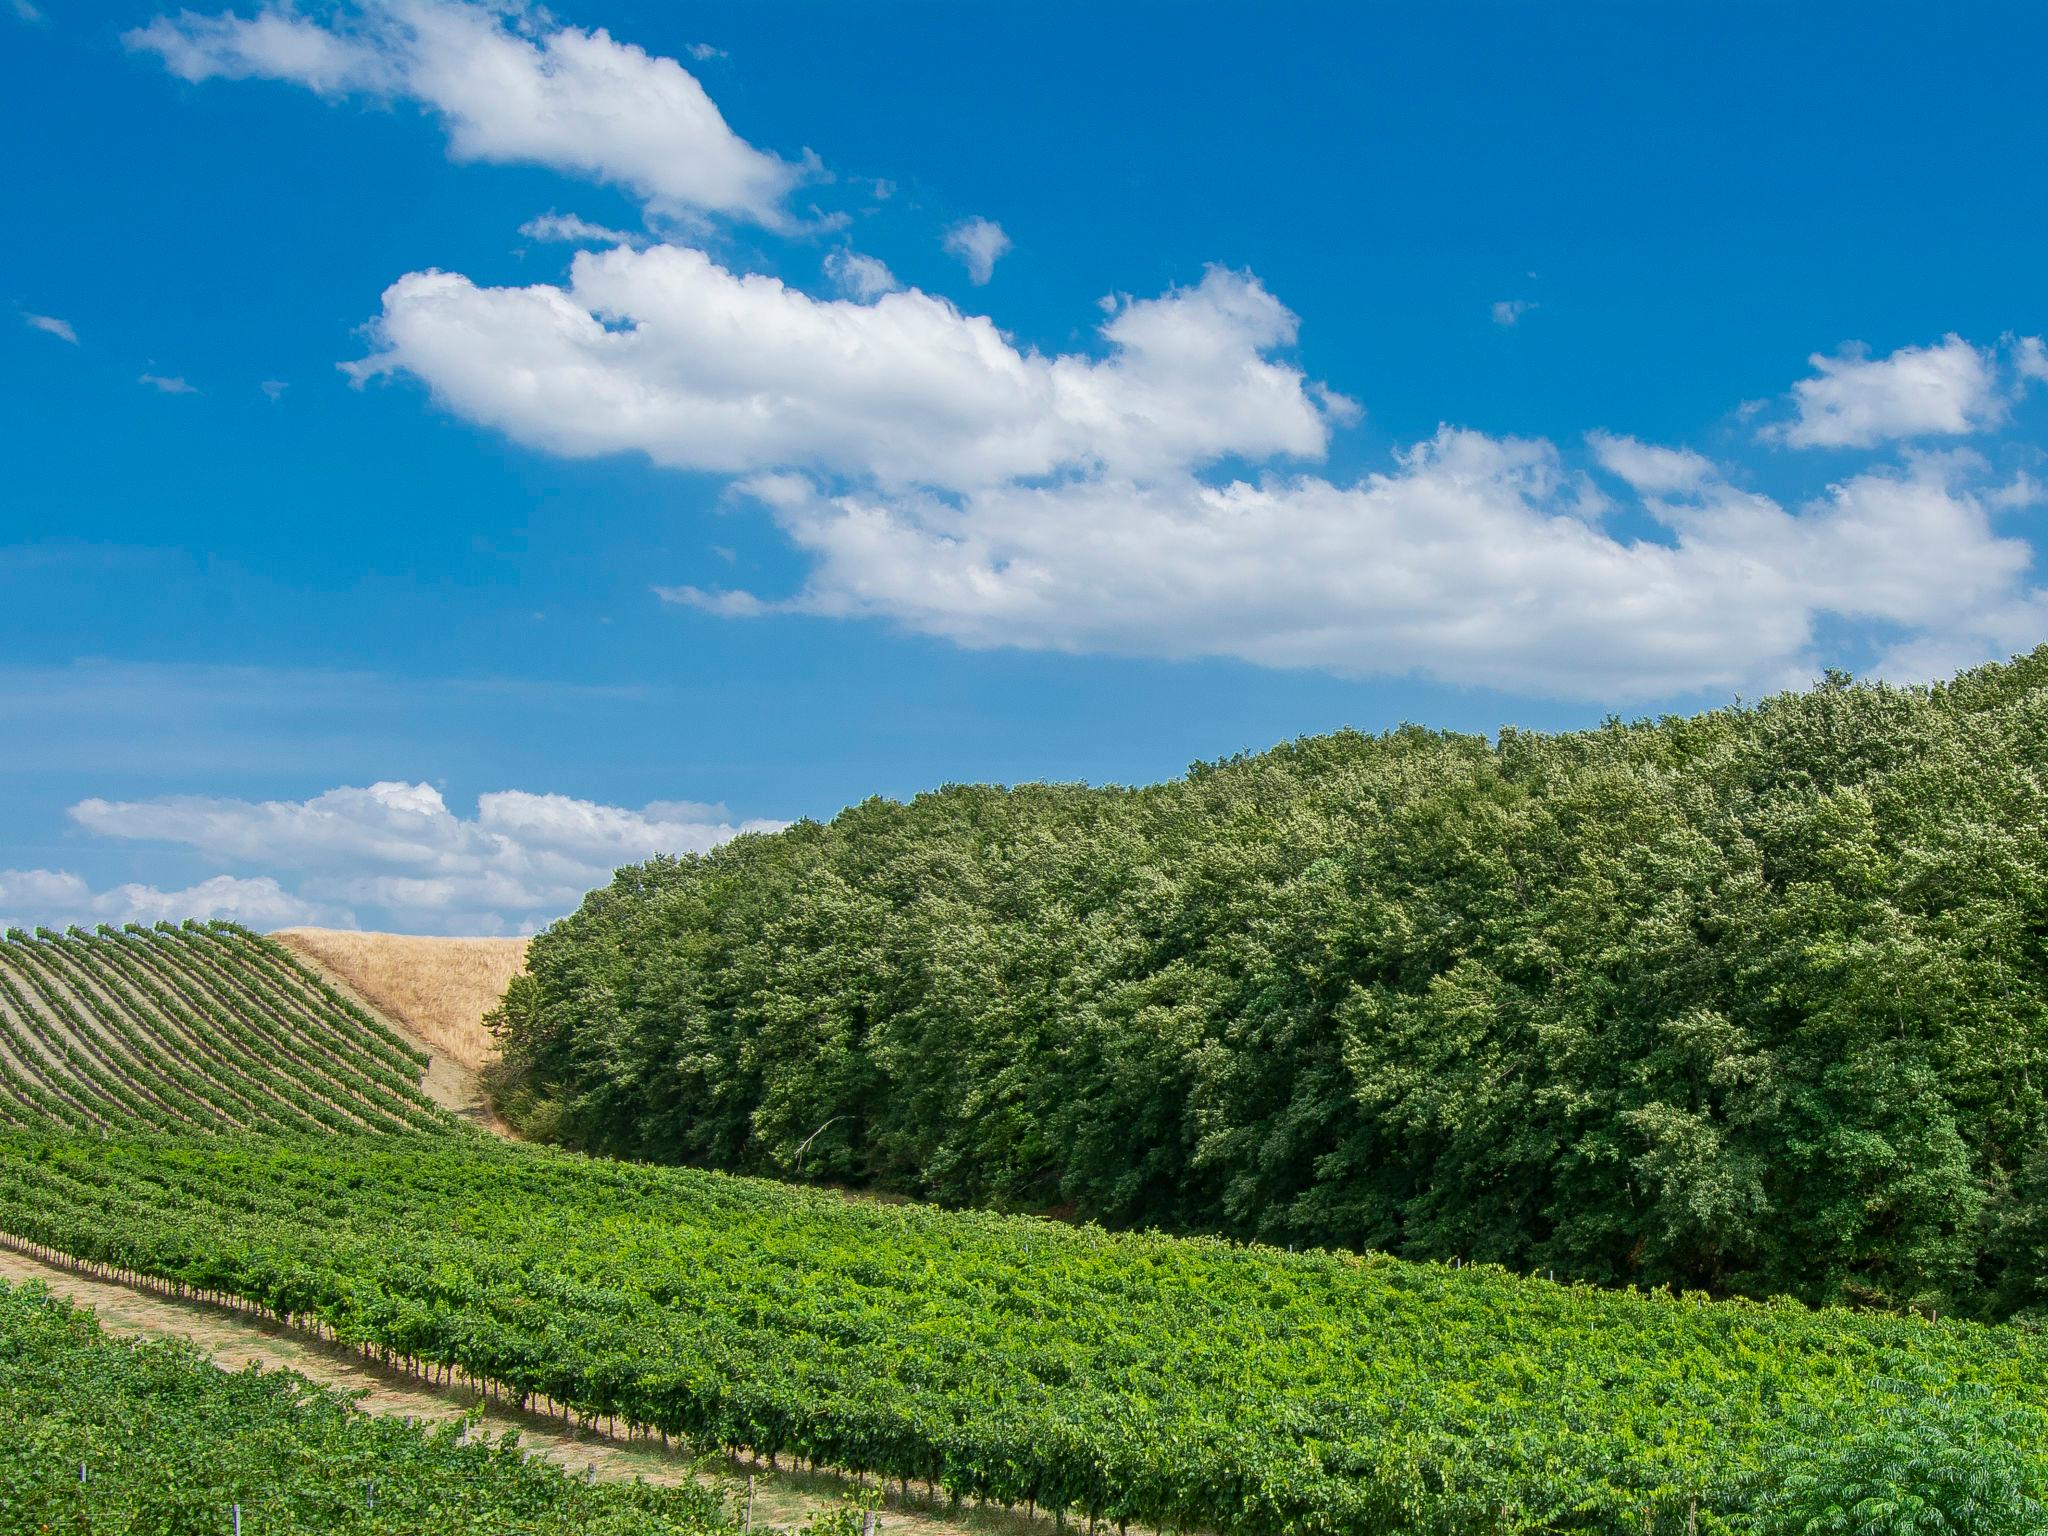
[491, 651, 2048, 1320]
[0, 922, 454, 1135]
[271, 928, 525, 1074]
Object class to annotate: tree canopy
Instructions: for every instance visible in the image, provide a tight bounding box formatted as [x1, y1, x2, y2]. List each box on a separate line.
[490, 650, 2048, 1320]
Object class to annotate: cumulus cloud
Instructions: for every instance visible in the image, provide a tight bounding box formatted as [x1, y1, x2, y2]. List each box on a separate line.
[0, 869, 340, 930]
[342, 227, 2046, 699]
[23, 313, 77, 344]
[823, 249, 900, 302]
[121, 0, 2048, 704]
[662, 434, 2046, 701]
[1765, 334, 2009, 449]
[943, 216, 1011, 284]
[66, 781, 785, 933]
[127, 0, 803, 228]
[346, 250, 1345, 491]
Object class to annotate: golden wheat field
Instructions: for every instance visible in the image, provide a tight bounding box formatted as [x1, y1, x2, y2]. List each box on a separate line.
[271, 928, 525, 1073]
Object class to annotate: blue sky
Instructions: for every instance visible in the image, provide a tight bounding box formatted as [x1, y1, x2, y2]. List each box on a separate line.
[5, 0, 2047, 933]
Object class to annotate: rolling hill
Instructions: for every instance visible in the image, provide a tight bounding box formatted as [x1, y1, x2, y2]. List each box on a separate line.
[0, 922, 456, 1136]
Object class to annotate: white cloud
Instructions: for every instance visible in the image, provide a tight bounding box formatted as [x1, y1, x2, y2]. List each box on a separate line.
[0, 869, 91, 914]
[519, 211, 645, 248]
[139, 373, 198, 394]
[686, 42, 726, 62]
[2014, 334, 2048, 387]
[12, 1, 46, 22]
[127, 0, 803, 228]
[346, 250, 1343, 491]
[23, 313, 77, 344]
[260, 379, 289, 400]
[1766, 333, 2006, 449]
[1, 869, 341, 930]
[823, 248, 900, 302]
[1988, 471, 2043, 510]
[342, 227, 2046, 700]
[1491, 299, 1535, 327]
[1587, 431, 1715, 497]
[943, 216, 1011, 284]
[661, 433, 2045, 701]
[67, 781, 785, 933]
[100, 875, 345, 927]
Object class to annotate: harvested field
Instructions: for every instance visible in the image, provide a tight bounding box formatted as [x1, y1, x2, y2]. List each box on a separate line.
[272, 928, 525, 1073]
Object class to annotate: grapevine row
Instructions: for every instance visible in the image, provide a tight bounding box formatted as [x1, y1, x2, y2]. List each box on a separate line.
[119, 927, 438, 1133]
[0, 1274, 792, 1536]
[0, 927, 459, 1137]
[61, 928, 394, 1135]
[2, 1133, 2039, 1536]
[197, 922, 432, 1076]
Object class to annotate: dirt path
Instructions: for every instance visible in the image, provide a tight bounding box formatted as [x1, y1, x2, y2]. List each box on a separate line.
[0, 1246, 1056, 1536]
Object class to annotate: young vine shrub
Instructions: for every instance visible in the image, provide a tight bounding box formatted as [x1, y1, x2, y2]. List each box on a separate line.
[1752, 1374, 2047, 1536]
[0, 1275, 821, 1536]
[1, 1133, 2042, 1536]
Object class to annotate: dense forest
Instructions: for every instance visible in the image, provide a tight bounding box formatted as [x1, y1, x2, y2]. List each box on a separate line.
[490, 651, 2048, 1321]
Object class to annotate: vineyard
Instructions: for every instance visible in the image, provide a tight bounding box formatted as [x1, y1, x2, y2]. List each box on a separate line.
[0, 922, 457, 1136]
[1, 1132, 2041, 1536]
[0, 1275, 783, 1535]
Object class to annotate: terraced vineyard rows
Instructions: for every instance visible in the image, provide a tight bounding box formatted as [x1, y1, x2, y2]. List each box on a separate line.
[2, 1133, 2042, 1536]
[0, 923, 457, 1135]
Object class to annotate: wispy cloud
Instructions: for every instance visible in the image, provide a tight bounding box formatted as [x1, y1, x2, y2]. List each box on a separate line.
[1585, 431, 1714, 496]
[139, 373, 198, 394]
[0, 659, 651, 778]
[23, 313, 76, 344]
[822, 248, 900, 302]
[1491, 299, 1535, 327]
[943, 216, 1012, 285]
[519, 211, 646, 249]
